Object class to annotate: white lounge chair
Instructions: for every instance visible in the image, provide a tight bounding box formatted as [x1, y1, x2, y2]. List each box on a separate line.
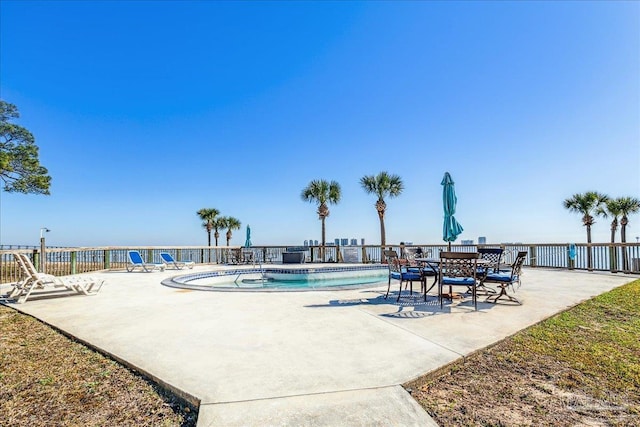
[10, 253, 104, 303]
[159, 252, 195, 270]
[127, 250, 165, 272]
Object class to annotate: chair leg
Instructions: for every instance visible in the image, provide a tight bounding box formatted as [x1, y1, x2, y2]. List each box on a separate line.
[486, 284, 521, 305]
[385, 278, 391, 299]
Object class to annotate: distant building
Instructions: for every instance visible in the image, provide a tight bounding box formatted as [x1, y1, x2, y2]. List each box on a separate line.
[334, 238, 340, 246]
[478, 236, 486, 245]
[460, 239, 474, 245]
[350, 238, 358, 246]
[303, 240, 308, 246]
[361, 238, 365, 245]
[340, 238, 349, 246]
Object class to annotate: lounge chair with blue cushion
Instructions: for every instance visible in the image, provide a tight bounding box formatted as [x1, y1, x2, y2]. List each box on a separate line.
[127, 250, 165, 272]
[159, 252, 195, 270]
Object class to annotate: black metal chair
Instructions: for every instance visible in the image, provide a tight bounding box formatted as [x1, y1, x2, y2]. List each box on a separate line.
[475, 247, 503, 295]
[484, 251, 528, 305]
[404, 247, 438, 297]
[384, 250, 425, 302]
[439, 251, 479, 310]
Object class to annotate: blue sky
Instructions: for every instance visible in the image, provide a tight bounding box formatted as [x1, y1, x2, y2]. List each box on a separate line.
[1, 1, 639, 247]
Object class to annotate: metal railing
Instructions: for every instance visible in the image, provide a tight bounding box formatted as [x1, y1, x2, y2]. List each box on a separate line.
[1, 243, 639, 285]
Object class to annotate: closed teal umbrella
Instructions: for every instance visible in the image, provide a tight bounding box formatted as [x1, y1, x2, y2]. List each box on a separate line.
[442, 172, 464, 249]
[244, 225, 252, 247]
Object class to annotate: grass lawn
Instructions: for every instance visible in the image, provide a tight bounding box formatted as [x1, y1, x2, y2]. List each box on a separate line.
[405, 278, 640, 426]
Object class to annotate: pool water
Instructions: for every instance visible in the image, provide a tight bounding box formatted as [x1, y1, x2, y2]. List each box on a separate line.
[162, 265, 389, 291]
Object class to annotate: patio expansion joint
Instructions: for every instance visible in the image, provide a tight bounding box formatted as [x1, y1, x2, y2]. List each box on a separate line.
[357, 306, 466, 358]
[197, 383, 404, 407]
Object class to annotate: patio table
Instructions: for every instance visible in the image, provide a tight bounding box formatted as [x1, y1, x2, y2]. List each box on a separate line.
[416, 257, 490, 299]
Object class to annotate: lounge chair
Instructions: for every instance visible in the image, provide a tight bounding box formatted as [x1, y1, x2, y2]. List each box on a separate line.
[10, 253, 104, 303]
[159, 252, 195, 270]
[127, 250, 165, 272]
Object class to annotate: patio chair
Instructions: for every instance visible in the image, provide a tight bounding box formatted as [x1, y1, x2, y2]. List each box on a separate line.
[484, 251, 528, 305]
[159, 252, 195, 270]
[404, 247, 438, 296]
[385, 250, 425, 302]
[11, 253, 103, 303]
[474, 247, 503, 295]
[241, 249, 255, 265]
[439, 251, 480, 310]
[127, 250, 165, 272]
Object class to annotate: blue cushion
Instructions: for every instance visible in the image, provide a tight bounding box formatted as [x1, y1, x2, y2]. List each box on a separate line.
[442, 277, 475, 286]
[391, 271, 421, 280]
[486, 273, 517, 282]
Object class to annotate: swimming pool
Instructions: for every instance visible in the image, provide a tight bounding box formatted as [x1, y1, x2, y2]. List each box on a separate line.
[161, 265, 389, 291]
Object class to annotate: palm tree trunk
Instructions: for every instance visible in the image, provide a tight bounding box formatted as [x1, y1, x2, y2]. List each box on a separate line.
[321, 217, 326, 262]
[610, 221, 617, 272]
[586, 225, 593, 271]
[621, 220, 629, 271]
[378, 214, 386, 262]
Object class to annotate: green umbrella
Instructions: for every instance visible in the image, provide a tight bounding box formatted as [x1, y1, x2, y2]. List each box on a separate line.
[244, 225, 252, 247]
[442, 172, 463, 250]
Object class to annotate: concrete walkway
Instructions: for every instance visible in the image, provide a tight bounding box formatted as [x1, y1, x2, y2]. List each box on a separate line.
[1, 266, 635, 426]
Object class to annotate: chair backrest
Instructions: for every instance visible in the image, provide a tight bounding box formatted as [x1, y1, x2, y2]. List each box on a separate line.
[128, 250, 144, 264]
[510, 251, 528, 278]
[14, 253, 32, 279]
[383, 250, 402, 274]
[159, 252, 174, 263]
[478, 247, 503, 271]
[17, 253, 41, 277]
[478, 247, 503, 262]
[439, 251, 479, 279]
[403, 247, 422, 266]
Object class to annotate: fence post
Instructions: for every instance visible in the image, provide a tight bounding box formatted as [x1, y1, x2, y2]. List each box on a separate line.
[33, 249, 40, 273]
[529, 245, 537, 267]
[609, 244, 618, 273]
[104, 250, 111, 269]
[70, 251, 77, 274]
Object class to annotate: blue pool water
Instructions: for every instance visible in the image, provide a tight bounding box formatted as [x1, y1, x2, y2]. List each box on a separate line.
[161, 265, 388, 291]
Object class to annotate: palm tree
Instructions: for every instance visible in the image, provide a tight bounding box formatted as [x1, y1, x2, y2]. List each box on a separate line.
[221, 216, 241, 246]
[301, 179, 341, 261]
[196, 208, 220, 247]
[603, 198, 623, 271]
[211, 217, 226, 246]
[618, 197, 640, 270]
[360, 172, 404, 251]
[563, 191, 609, 270]
[603, 199, 624, 244]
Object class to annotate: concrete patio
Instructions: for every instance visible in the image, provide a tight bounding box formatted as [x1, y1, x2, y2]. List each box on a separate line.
[1, 266, 635, 426]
